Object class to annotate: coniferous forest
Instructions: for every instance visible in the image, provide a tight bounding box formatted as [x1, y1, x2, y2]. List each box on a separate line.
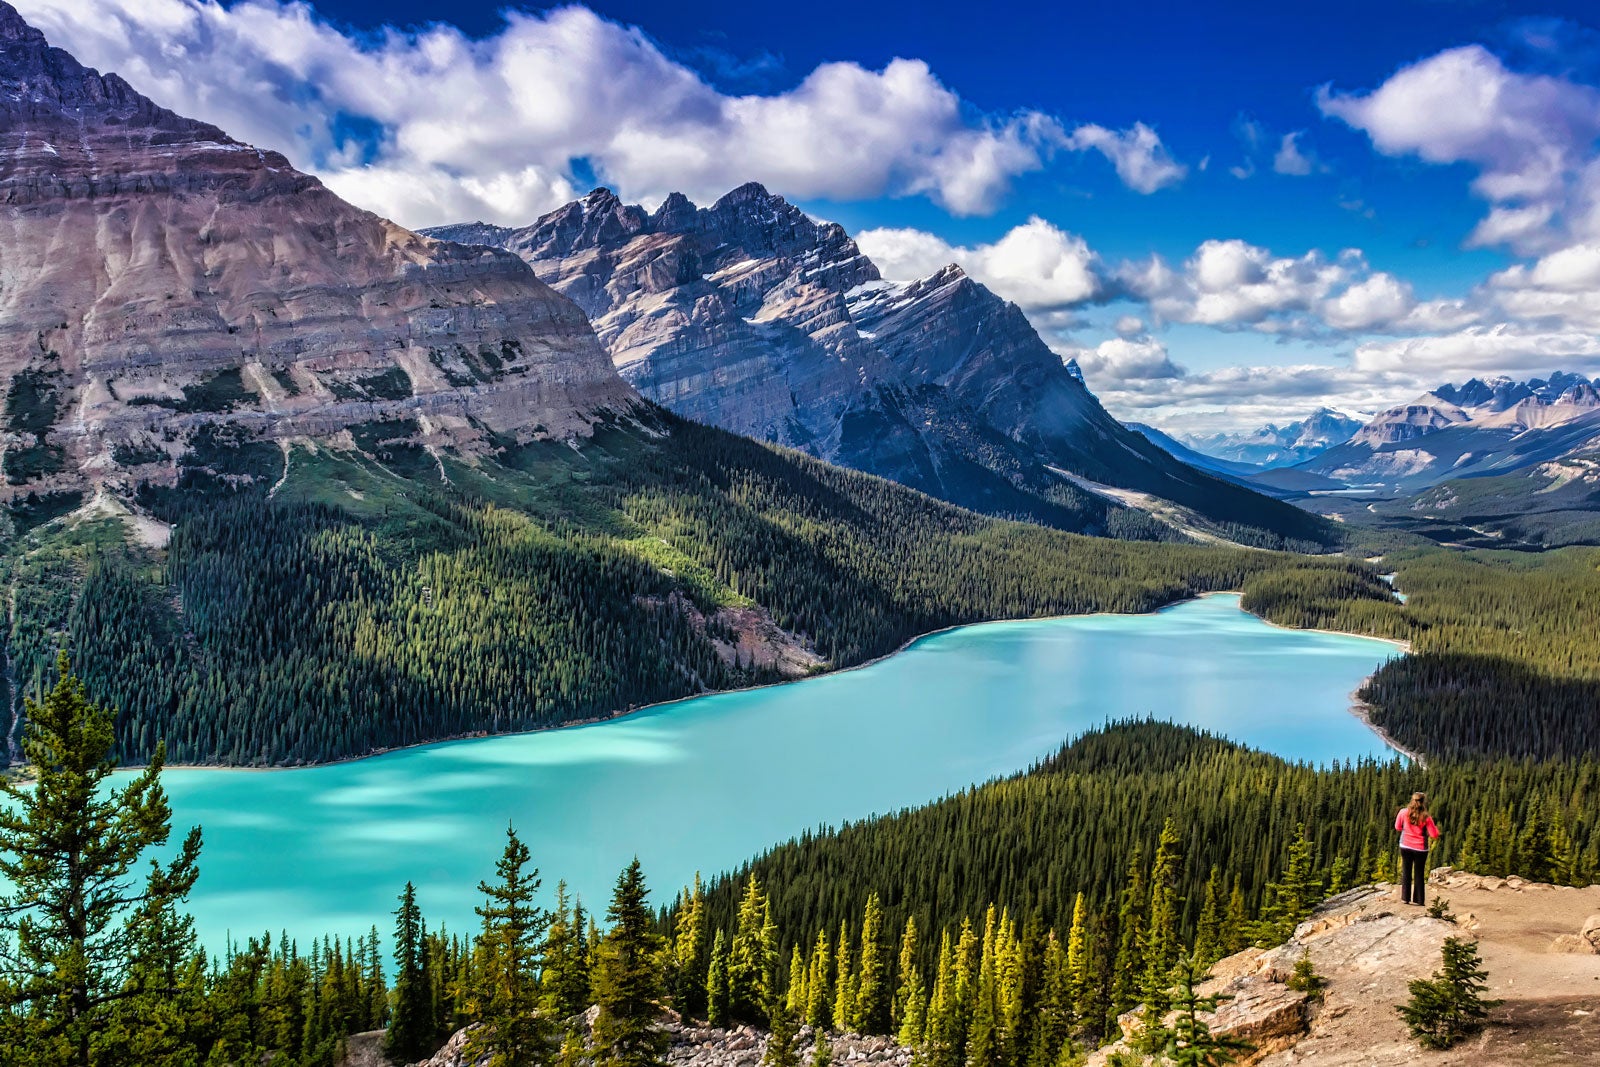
[4, 664, 1591, 1067]
[2, 409, 1357, 766]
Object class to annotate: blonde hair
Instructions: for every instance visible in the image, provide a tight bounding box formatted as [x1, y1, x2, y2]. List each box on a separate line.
[1406, 791, 1428, 827]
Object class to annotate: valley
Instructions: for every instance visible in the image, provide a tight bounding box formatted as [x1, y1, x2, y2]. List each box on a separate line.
[0, 3, 1597, 1066]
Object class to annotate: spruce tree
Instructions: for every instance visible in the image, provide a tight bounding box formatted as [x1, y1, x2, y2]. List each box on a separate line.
[1110, 845, 1147, 1014]
[1063, 893, 1090, 1025]
[1138, 820, 1184, 1038]
[542, 883, 593, 1021]
[1162, 954, 1251, 1067]
[1255, 825, 1322, 946]
[388, 882, 433, 1061]
[1396, 937, 1501, 1050]
[850, 893, 889, 1033]
[893, 917, 926, 1045]
[0, 654, 202, 1067]
[670, 877, 709, 1020]
[763, 998, 800, 1067]
[787, 945, 807, 1015]
[803, 930, 831, 1028]
[463, 825, 551, 1067]
[730, 879, 774, 1023]
[592, 860, 668, 1067]
[1191, 869, 1223, 966]
[831, 922, 854, 1033]
[707, 931, 731, 1028]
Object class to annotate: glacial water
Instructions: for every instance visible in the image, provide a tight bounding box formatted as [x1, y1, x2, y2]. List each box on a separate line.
[130, 594, 1400, 954]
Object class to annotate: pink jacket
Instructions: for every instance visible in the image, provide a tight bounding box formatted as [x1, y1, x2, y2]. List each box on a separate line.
[1396, 808, 1440, 851]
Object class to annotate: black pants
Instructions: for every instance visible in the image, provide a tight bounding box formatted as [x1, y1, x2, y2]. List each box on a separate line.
[1400, 847, 1427, 905]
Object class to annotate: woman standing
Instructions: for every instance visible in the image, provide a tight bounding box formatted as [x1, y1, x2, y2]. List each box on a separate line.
[1396, 791, 1441, 906]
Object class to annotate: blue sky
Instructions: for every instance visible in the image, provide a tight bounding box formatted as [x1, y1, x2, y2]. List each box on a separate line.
[20, 0, 1600, 432]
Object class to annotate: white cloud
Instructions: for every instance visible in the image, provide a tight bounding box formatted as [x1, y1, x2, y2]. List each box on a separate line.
[1113, 315, 1145, 336]
[1071, 336, 1185, 381]
[1320, 45, 1600, 252]
[1351, 325, 1600, 376]
[1122, 240, 1352, 330]
[1272, 132, 1317, 176]
[857, 217, 1102, 310]
[19, 0, 1068, 227]
[1064, 122, 1187, 193]
[1321, 272, 1413, 330]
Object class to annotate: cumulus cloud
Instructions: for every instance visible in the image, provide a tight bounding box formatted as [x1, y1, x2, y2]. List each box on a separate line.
[1351, 325, 1600, 376]
[1121, 240, 1354, 331]
[1064, 122, 1187, 193]
[20, 0, 1069, 226]
[1319, 45, 1600, 252]
[857, 217, 1102, 310]
[1070, 336, 1186, 381]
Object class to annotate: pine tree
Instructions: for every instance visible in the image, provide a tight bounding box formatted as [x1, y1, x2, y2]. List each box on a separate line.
[1191, 868, 1223, 966]
[1138, 819, 1184, 1039]
[1025, 933, 1073, 1067]
[1110, 846, 1147, 1014]
[1396, 937, 1501, 1050]
[1064, 893, 1090, 1026]
[592, 860, 668, 1067]
[707, 931, 731, 1028]
[1162, 954, 1252, 1067]
[670, 877, 709, 1020]
[831, 922, 855, 1033]
[542, 883, 594, 1021]
[811, 1029, 834, 1067]
[388, 882, 434, 1061]
[850, 893, 889, 1033]
[921, 931, 961, 1067]
[764, 998, 800, 1067]
[0, 654, 203, 1067]
[1255, 825, 1322, 946]
[1286, 951, 1325, 999]
[893, 917, 926, 1046]
[804, 930, 831, 1029]
[463, 825, 551, 1067]
[730, 879, 775, 1023]
[787, 945, 808, 1015]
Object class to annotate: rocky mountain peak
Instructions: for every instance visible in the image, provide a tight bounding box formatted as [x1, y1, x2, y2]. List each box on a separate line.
[0, 5, 631, 501]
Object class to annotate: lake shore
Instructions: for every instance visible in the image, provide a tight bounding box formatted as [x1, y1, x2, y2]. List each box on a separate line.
[16, 587, 1406, 780]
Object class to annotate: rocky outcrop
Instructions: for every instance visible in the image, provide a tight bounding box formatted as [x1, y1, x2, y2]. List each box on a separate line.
[411, 1014, 911, 1067]
[0, 2, 634, 500]
[1091, 872, 1600, 1066]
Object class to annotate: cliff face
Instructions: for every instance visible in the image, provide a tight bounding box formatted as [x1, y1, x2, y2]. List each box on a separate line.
[0, 2, 633, 499]
[429, 187, 1328, 543]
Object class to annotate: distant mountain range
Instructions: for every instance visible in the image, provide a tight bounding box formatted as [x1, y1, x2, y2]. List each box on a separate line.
[1179, 409, 1366, 469]
[1300, 373, 1600, 492]
[426, 189, 1328, 546]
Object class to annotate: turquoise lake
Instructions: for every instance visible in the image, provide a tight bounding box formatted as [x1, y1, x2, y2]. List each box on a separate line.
[142, 594, 1401, 954]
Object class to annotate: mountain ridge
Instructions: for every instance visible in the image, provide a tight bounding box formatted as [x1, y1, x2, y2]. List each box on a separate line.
[427, 187, 1333, 547]
[0, 0, 634, 504]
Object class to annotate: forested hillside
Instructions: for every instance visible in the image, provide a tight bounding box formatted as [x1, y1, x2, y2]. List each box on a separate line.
[3, 409, 1361, 766]
[1241, 547, 1600, 760]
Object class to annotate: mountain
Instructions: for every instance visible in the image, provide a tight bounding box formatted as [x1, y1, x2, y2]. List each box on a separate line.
[1301, 373, 1600, 492]
[1364, 453, 1600, 549]
[1182, 408, 1364, 469]
[0, 4, 1346, 768]
[1128, 423, 1263, 477]
[425, 189, 1333, 548]
[0, 3, 634, 506]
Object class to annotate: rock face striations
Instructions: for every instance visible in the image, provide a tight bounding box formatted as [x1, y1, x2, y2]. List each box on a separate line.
[427, 186, 1327, 543]
[0, 2, 632, 500]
